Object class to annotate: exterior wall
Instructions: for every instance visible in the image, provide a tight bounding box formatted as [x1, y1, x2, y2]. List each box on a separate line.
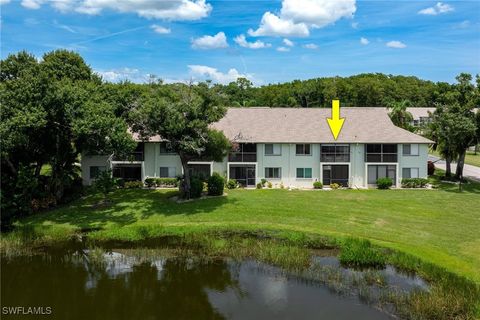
[81, 142, 430, 188]
[81, 155, 110, 186]
[144, 142, 183, 178]
[349, 144, 365, 188]
[398, 143, 429, 180]
[257, 143, 321, 188]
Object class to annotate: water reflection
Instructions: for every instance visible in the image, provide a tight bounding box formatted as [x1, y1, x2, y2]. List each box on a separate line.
[1, 252, 401, 320]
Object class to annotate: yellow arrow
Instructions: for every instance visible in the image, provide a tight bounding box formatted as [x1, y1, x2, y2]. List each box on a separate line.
[326, 100, 345, 140]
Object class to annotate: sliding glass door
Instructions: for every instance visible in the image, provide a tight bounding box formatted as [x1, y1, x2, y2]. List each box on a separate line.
[367, 165, 396, 184]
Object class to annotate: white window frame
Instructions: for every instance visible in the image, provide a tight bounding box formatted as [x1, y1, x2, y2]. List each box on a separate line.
[296, 167, 313, 179]
[265, 167, 282, 179]
[295, 144, 312, 156]
[403, 144, 419, 156]
[264, 143, 282, 156]
[402, 167, 419, 179]
[159, 167, 176, 178]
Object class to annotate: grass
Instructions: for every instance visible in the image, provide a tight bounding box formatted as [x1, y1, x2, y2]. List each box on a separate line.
[430, 149, 480, 168]
[6, 170, 479, 284]
[339, 238, 386, 268]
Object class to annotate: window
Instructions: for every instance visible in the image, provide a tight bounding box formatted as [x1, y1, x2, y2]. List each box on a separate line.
[160, 167, 176, 178]
[403, 144, 419, 156]
[402, 168, 419, 179]
[160, 142, 175, 154]
[368, 165, 396, 184]
[365, 144, 398, 162]
[265, 144, 281, 156]
[296, 168, 312, 179]
[265, 167, 281, 179]
[89, 166, 106, 179]
[295, 144, 311, 155]
[321, 145, 350, 162]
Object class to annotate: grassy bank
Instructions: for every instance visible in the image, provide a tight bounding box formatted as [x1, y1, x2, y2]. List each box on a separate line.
[6, 172, 479, 283]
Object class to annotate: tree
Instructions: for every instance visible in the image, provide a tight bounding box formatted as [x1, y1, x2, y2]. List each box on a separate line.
[132, 83, 231, 199]
[94, 170, 116, 201]
[0, 50, 134, 224]
[387, 100, 414, 131]
[428, 105, 476, 178]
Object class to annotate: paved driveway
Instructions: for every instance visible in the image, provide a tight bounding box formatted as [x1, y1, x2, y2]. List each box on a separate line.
[428, 155, 480, 182]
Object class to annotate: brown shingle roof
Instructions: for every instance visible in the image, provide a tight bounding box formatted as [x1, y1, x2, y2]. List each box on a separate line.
[212, 107, 433, 144]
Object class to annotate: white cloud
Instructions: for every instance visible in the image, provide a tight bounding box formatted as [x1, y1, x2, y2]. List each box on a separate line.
[249, 0, 356, 38]
[191, 32, 228, 49]
[188, 65, 251, 84]
[21, 0, 43, 9]
[151, 24, 171, 34]
[277, 46, 290, 52]
[234, 34, 271, 49]
[51, 0, 75, 12]
[283, 38, 294, 47]
[386, 40, 406, 48]
[19, 0, 212, 21]
[418, 2, 453, 15]
[96, 68, 151, 83]
[302, 43, 318, 49]
[351, 21, 358, 29]
[0, 0, 11, 4]
[360, 37, 369, 45]
[248, 12, 309, 37]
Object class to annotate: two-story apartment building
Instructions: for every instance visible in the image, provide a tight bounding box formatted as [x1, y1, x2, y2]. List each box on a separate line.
[81, 107, 433, 188]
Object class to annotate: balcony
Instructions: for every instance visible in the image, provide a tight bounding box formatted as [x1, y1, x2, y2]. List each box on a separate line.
[320, 153, 350, 162]
[365, 153, 397, 162]
[228, 152, 257, 162]
[112, 152, 144, 162]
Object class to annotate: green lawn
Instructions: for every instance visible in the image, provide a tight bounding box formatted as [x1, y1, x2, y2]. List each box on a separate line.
[17, 175, 480, 284]
[430, 149, 480, 167]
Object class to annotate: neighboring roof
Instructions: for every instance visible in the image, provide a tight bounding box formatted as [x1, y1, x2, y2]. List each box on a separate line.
[212, 107, 433, 144]
[404, 107, 479, 120]
[405, 108, 436, 120]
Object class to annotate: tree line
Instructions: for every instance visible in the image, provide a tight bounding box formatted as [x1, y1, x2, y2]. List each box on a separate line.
[1, 50, 479, 227]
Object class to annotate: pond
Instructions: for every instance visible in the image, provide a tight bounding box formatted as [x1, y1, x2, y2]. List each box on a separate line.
[1, 249, 428, 320]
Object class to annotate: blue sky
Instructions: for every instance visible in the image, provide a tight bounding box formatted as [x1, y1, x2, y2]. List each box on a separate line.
[1, 0, 479, 85]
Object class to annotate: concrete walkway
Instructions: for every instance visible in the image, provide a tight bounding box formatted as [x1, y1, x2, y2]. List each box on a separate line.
[428, 155, 480, 182]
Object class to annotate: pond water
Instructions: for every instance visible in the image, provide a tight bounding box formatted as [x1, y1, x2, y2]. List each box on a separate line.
[1, 250, 427, 320]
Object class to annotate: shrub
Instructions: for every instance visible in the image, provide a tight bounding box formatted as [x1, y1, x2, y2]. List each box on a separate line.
[313, 181, 323, 189]
[401, 178, 429, 188]
[330, 183, 340, 190]
[189, 177, 203, 198]
[267, 181, 273, 188]
[256, 182, 263, 189]
[144, 177, 156, 188]
[339, 238, 386, 268]
[226, 179, 237, 189]
[155, 178, 178, 188]
[260, 178, 267, 187]
[427, 160, 435, 175]
[94, 170, 116, 199]
[376, 177, 393, 189]
[124, 181, 143, 189]
[207, 172, 225, 196]
[115, 178, 125, 188]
